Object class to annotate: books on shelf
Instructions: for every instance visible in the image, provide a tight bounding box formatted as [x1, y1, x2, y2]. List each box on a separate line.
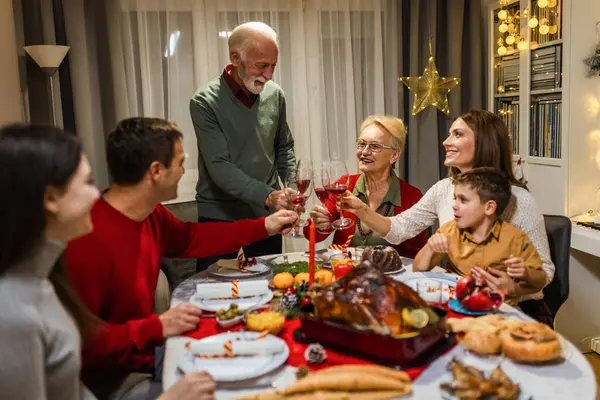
[495, 54, 520, 94]
[530, 45, 562, 90]
[529, 93, 561, 159]
[496, 97, 520, 154]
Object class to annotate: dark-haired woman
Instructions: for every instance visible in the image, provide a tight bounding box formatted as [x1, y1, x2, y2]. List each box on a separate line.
[0, 125, 216, 400]
[338, 110, 555, 325]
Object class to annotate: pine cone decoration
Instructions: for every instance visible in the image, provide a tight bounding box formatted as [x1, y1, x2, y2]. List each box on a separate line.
[281, 292, 298, 310]
[304, 343, 327, 364]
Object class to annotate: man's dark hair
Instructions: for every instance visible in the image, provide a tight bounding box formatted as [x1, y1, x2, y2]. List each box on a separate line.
[455, 167, 512, 216]
[106, 117, 183, 185]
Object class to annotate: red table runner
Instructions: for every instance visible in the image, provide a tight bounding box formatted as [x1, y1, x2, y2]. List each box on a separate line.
[184, 306, 464, 380]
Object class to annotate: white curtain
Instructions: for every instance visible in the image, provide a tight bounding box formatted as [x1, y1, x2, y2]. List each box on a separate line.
[106, 0, 400, 208]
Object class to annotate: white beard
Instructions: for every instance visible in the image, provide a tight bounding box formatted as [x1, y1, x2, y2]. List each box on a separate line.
[239, 60, 267, 94]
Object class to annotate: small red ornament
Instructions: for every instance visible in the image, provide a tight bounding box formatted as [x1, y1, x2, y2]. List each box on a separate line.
[300, 297, 311, 307]
[284, 287, 297, 295]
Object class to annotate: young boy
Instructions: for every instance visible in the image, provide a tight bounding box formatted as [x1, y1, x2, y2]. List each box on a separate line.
[413, 167, 547, 304]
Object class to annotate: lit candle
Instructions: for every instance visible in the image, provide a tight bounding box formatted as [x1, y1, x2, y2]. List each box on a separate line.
[309, 220, 316, 285]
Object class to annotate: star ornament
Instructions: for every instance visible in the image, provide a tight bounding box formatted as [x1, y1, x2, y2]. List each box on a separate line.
[399, 55, 460, 115]
[583, 44, 600, 78]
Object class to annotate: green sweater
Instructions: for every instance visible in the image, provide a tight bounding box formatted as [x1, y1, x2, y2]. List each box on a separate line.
[190, 76, 296, 221]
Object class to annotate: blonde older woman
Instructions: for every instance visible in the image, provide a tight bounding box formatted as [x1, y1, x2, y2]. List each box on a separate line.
[306, 115, 427, 258]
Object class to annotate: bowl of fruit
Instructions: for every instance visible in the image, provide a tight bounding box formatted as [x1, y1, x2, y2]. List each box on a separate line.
[243, 304, 286, 335]
[216, 303, 244, 329]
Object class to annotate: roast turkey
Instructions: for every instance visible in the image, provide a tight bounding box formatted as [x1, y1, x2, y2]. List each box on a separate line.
[310, 261, 430, 336]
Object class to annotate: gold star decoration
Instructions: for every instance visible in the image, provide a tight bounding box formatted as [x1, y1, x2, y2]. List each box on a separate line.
[399, 42, 460, 116]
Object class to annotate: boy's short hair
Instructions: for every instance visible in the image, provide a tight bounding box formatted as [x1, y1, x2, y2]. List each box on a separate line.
[106, 117, 183, 185]
[455, 167, 512, 216]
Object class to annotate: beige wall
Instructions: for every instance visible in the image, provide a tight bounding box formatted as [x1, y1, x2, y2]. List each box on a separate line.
[554, 0, 600, 352]
[566, 1, 600, 217]
[0, 0, 25, 125]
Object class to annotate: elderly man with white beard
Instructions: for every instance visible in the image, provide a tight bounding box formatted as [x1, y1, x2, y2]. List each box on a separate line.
[190, 21, 297, 272]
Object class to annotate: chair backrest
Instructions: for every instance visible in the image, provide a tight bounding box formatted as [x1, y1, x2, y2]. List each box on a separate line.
[542, 215, 571, 320]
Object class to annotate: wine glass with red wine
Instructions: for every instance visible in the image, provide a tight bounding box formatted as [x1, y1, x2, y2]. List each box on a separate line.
[322, 160, 354, 230]
[286, 160, 312, 238]
[313, 168, 334, 233]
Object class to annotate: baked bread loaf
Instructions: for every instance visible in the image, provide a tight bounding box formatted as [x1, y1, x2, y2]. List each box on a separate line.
[501, 322, 562, 363]
[360, 246, 402, 273]
[447, 314, 522, 334]
[463, 330, 502, 355]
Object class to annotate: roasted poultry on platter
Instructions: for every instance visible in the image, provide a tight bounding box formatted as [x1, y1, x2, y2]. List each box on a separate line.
[309, 261, 439, 337]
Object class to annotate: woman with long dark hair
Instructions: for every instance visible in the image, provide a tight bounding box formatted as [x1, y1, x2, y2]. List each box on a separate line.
[339, 110, 555, 325]
[0, 125, 215, 400]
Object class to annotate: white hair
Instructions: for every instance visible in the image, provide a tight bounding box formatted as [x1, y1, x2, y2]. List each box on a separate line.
[228, 21, 278, 59]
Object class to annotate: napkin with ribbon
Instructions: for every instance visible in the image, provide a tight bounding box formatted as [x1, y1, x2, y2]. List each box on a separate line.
[328, 234, 354, 251]
[187, 337, 285, 358]
[196, 280, 269, 299]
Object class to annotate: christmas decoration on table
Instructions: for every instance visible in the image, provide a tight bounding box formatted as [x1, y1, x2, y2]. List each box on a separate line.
[281, 287, 299, 310]
[328, 234, 356, 264]
[279, 284, 312, 319]
[215, 250, 257, 273]
[328, 234, 354, 252]
[398, 38, 460, 116]
[584, 22, 600, 78]
[235, 249, 257, 272]
[304, 343, 327, 364]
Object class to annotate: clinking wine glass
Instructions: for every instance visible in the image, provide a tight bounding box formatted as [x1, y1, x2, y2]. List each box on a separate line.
[313, 168, 334, 234]
[322, 160, 354, 230]
[286, 160, 312, 238]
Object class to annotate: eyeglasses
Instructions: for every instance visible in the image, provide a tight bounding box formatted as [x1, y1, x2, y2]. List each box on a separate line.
[356, 140, 398, 153]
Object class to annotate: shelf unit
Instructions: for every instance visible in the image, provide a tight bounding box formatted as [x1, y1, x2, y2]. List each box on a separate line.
[486, 0, 569, 215]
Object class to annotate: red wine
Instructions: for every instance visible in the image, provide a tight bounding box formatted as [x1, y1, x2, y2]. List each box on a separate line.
[291, 194, 306, 206]
[296, 179, 311, 194]
[325, 184, 347, 197]
[314, 187, 329, 204]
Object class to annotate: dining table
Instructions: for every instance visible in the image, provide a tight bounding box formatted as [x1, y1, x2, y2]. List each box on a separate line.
[162, 252, 597, 400]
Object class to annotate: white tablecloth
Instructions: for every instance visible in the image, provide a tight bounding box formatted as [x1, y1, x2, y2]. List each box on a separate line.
[163, 253, 597, 400]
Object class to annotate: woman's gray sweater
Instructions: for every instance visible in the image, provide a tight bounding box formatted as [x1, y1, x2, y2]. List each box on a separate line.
[0, 239, 96, 399]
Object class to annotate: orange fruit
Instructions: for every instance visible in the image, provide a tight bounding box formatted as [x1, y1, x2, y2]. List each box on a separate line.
[272, 272, 294, 289]
[315, 269, 334, 284]
[294, 272, 310, 285]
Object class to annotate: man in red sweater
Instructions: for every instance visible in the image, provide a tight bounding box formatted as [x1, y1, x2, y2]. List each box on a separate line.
[66, 118, 296, 399]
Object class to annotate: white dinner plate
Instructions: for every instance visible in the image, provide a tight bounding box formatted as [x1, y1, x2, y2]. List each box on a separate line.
[209, 261, 270, 278]
[179, 331, 289, 382]
[189, 290, 274, 312]
[394, 272, 459, 303]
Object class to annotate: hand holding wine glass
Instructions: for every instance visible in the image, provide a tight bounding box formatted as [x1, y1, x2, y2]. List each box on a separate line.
[336, 191, 368, 215]
[265, 189, 294, 211]
[285, 160, 312, 238]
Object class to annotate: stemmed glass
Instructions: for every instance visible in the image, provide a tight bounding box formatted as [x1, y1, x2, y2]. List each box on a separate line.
[322, 160, 354, 230]
[313, 168, 334, 234]
[286, 159, 312, 238]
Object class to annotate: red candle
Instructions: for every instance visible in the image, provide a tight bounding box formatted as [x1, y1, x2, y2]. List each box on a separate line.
[309, 220, 316, 285]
